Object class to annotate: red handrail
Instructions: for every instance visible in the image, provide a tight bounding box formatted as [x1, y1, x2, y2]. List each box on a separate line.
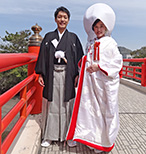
[0, 53, 37, 72]
[1, 100, 35, 154]
[121, 58, 146, 86]
[0, 73, 36, 107]
[0, 52, 40, 154]
[1, 85, 36, 134]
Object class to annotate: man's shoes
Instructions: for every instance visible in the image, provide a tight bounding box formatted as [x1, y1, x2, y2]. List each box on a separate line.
[41, 140, 52, 147]
[67, 140, 77, 147]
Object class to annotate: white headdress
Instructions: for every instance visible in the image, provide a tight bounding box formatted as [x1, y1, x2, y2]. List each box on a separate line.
[83, 3, 116, 42]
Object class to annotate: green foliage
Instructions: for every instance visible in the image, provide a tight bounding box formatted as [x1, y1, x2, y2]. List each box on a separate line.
[0, 66, 28, 94]
[0, 30, 31, 94]
[130, 46, 146, 66]
[0, 30, 31, 53]
[131, 46, 146, 58]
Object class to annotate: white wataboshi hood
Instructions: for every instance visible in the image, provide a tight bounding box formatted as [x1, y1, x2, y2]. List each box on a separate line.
[83, 3, 116, 42]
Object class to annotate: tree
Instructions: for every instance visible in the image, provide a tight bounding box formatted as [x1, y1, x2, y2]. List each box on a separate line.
[128, 46, 146, 82]
[0, 30, 31, 53]
[129, 46, 146, 67]
[131, 46, 146, 58]
[0, 30, 31, 94]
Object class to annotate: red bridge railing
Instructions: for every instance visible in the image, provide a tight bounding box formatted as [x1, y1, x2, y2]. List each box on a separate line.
[121, 58, 146, 87]
[0, 24, 43, 154]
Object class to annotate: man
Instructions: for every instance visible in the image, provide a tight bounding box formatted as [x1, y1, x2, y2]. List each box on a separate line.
[35, 6, 84, 147]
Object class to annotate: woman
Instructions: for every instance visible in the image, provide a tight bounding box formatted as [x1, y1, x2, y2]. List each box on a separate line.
[66, 3, 123, 153]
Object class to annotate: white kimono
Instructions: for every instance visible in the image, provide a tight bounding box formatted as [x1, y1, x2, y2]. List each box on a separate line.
[66, 36, 123, 152]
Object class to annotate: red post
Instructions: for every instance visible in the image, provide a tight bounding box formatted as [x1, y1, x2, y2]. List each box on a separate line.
[141, 58, 146, 87]
[27, 24, 43, 114]
[20, 86, 27, 117]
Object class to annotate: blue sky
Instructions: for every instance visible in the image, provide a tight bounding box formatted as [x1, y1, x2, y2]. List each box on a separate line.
[0, 0, 146, 51]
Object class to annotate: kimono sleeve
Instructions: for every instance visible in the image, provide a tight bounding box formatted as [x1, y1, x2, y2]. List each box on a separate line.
[74, 35, 84, 76]
[35, 37, 46, 77]
[99, 43, 123, 78]
[76, 36, 84, 63]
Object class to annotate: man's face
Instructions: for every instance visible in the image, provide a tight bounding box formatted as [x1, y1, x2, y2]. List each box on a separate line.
[55, 11, 69, 31]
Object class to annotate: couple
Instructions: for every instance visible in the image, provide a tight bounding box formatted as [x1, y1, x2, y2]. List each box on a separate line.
[35, 3, 123, 153]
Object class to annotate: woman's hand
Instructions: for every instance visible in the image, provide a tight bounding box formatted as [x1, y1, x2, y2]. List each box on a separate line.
[86, 64, 99, 73]
[38, 75, 45, 87]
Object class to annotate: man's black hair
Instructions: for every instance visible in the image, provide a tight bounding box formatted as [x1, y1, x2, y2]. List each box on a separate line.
[54, 6, 70, 19]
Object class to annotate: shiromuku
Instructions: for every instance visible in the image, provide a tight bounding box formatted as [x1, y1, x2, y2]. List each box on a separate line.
[66, 3, 123, 153]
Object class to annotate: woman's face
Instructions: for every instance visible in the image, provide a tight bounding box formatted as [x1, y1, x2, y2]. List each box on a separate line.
[93, 20, 107, 39]
[55, 11, 69, 33]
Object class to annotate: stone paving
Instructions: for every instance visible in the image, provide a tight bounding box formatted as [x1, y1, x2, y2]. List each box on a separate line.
[38, 84, 146, 154]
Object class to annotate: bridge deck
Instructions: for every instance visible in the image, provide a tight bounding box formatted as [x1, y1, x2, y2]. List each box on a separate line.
[38, 83, 146, 154]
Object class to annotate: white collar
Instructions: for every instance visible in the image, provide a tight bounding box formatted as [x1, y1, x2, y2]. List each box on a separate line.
[57, 29, 66, 40]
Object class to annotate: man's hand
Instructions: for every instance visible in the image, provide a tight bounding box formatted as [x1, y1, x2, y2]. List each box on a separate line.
[74, 75, 79, 87]
[38, 75, 45, 87]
